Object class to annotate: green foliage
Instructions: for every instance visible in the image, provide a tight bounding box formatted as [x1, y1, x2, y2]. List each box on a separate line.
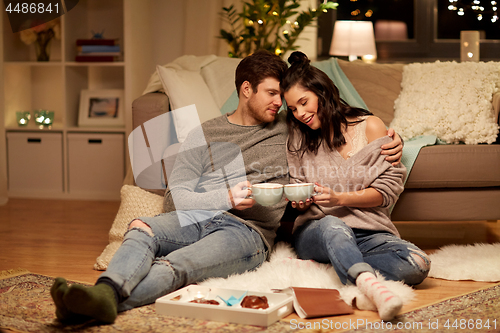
[219, 0, 338, 58]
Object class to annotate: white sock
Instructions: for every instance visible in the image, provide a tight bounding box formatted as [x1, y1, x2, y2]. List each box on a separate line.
[356, 272, 402, 321]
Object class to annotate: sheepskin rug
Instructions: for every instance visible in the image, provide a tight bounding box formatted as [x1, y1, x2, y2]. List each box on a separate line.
[199, 242, 415, 312]
[428, 243, 500, 282]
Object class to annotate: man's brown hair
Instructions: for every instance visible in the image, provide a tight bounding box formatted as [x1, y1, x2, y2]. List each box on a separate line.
[234, 50, 288, 96]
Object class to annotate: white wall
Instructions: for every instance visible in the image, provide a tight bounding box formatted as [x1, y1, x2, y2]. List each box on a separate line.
[144, 0, 228, 76]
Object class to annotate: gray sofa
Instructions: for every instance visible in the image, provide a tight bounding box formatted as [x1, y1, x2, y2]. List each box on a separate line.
[129, 57, 500, 222]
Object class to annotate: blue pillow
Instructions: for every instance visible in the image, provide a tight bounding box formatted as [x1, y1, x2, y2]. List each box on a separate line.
[220, 90, 239, 115]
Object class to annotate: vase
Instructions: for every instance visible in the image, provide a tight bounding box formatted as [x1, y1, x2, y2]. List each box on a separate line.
[35, 30, 54, 62]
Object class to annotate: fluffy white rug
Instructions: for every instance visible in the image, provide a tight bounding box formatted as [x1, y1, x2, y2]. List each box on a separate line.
[199, 242, 415, 312]
[428, 243, 500, 282]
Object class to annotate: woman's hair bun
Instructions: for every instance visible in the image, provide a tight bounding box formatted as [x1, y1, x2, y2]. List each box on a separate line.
[288, 51, 310, 67]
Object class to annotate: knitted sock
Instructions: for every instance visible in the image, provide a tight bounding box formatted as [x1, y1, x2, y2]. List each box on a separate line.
[356, 272, 402, 321]
[63, 283, 118, 324]
[50, 277, 90, 324]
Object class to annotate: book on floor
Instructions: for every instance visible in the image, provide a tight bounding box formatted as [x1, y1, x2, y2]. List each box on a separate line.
[288, 287, 354, 319]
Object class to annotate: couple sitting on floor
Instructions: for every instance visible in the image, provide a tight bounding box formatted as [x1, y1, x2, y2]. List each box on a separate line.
[51, 50, 430, 324]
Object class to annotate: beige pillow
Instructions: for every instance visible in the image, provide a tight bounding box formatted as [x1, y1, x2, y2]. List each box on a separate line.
[201, 57, 241, 108]
[337, 59, 404, 126]
[156, 63, 221, 143]
[94, 185, 164, 270]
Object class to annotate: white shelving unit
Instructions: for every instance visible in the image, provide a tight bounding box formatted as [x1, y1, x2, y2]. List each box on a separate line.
[1, 0, 136, 201]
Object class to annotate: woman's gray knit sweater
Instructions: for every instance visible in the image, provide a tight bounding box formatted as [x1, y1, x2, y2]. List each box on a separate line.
[287, 135, 407, 237]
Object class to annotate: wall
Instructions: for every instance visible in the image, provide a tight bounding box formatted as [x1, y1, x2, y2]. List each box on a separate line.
[142, 0, 226, 80]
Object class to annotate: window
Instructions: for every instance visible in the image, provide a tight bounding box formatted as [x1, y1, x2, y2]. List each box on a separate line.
[437, 0, 500, 39]
[318, 0, 500, 61]
[335, 0, 415, 40]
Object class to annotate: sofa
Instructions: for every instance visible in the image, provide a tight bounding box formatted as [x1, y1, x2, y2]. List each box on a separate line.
[128, 56, 500, 222]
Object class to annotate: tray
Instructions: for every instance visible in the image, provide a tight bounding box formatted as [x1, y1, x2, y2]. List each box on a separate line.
[155, 286, 294, 327]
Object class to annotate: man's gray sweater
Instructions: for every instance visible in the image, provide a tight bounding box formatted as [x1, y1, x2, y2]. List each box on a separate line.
[164, 112, 289, 251]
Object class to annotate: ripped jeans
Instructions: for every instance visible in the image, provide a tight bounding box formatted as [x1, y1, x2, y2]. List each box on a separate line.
[97, 210, 267, 312]
[293, 216, 430, 286]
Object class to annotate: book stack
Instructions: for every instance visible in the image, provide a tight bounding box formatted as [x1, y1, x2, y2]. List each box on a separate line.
[75, 39, 121, 62]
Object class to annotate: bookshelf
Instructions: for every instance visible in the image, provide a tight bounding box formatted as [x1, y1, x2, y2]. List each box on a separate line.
[0, 0, 145, 201]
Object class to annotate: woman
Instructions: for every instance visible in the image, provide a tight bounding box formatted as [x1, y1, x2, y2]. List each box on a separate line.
[282, 51, 430, 321]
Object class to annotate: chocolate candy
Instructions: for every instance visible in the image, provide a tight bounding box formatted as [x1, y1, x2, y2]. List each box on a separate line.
[241, 295, 269, 309]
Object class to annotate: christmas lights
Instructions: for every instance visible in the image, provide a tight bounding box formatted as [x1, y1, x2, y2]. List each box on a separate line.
[448, 0, 499, 22]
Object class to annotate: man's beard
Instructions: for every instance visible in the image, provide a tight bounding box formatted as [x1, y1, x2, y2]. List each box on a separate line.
[247, 96, 276, 124]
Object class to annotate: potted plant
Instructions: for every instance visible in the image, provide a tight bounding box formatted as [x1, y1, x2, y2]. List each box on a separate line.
[219, 0, 338, 58]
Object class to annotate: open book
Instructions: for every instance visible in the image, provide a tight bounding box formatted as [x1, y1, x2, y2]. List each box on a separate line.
[288, 287, 354, 319]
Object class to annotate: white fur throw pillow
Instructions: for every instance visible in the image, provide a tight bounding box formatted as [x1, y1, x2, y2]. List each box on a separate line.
[390, 61, 500, 144]
[94, 185, 164, 270]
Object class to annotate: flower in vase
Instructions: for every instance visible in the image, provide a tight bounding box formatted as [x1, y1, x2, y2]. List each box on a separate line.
[19, 18, 61, 61]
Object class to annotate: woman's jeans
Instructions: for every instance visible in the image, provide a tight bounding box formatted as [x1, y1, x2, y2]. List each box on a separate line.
[293, 216, 430, 286]
[98, 210, 267, 312]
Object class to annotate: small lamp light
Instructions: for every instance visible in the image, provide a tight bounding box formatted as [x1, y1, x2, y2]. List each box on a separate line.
[329, 20, 377, 62]
[460, 31, 480, 62]
[16, 111, 31, 126]
[34, 110, 54, 128]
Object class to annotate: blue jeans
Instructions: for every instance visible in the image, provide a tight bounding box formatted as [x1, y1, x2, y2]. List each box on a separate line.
[98, 210, 267, 312]
[293, 216, 430, 286]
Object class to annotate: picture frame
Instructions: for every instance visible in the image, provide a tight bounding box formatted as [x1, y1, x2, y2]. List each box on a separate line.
[78, 89, 125, 127]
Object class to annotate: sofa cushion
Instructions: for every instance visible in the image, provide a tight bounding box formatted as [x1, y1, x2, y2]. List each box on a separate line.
[405, 144, 500, 188]
[94, 185, 164, 270]
[390, 61, 500, 144]
[337, 59, 404, 126]
[392, 187, 500, 221]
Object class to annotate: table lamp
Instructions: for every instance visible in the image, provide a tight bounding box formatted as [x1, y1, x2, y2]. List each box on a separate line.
[329, 20, 377, 62]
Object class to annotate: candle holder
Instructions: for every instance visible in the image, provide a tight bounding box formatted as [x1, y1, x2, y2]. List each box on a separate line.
[460, 31, 480, 62]
[34, 110, 54, 128]
[16, 111, 31, 126]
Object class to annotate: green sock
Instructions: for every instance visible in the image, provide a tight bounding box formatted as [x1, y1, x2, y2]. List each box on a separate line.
[63, 283, 118, 324]
[50, 277, 90, 324]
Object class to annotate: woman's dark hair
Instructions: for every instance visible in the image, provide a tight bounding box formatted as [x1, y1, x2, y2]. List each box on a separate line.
[281, 51, 372, 156]
[235, 50, 288, 96]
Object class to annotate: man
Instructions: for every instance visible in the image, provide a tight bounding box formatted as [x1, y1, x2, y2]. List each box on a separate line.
[51, 50, 402, 324]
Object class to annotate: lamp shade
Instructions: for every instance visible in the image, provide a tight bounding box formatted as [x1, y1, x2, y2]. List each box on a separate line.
[329, 21, 377, 60]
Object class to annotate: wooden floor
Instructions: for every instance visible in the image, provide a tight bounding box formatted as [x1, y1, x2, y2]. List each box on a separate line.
[0, 198, 499, 330]
[0, 198, 119, 283]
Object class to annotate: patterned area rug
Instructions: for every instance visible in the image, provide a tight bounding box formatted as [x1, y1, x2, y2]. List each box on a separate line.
[1, 271, 499, 333]
[346, 285, 500, 333]
[0, 271, 295, 333]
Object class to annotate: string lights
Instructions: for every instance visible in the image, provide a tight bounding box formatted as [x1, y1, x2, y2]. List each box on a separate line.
[448, 0, 499, 23]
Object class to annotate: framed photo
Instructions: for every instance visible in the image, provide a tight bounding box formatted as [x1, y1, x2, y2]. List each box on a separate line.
[78, 89, 124, 127]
